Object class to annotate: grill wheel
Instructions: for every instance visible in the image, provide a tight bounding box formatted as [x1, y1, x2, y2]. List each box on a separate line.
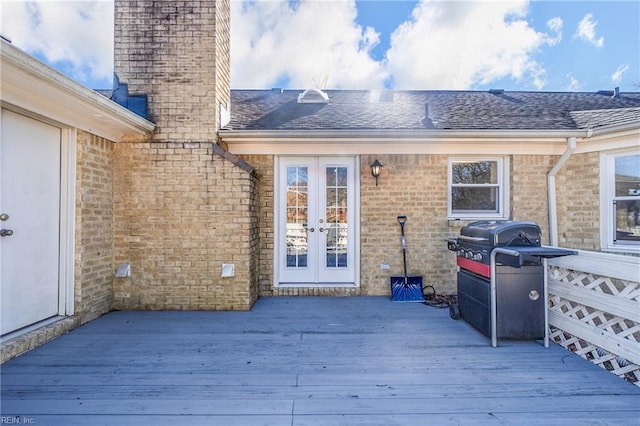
[449, 303, 460, 320]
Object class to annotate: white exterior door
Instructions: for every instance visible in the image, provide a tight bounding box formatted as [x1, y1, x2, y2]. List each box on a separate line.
[277, 156, 357, 285]
[1, 109, 61, 335]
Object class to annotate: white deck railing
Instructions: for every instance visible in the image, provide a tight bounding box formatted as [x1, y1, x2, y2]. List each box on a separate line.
[547, 249, 640, 386]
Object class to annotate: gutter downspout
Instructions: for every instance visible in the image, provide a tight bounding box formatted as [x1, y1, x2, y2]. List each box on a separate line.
[547, 137, 577, 246]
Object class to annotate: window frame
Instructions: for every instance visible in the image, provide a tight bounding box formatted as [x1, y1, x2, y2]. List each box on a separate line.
[600, 149, 640, 253]
[447, 156, 509, 220]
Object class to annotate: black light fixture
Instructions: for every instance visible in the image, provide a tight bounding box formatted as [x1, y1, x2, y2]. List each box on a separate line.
[370, 159, 383, 186]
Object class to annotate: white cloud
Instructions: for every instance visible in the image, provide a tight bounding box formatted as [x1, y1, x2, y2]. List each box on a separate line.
[384, 0, 555, 90]
[1, 0, 599, 93]
[230, 0, 387, 89]
[546, 17, 563, 45]
[231, 0, 564, 91]
[575, 13, 604, 47]
[566, 74, 582, 91]
[611, 64, 629, 84]
[1, 0, 114, 87]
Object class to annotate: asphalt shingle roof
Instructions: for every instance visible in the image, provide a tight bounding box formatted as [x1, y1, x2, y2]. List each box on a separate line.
[227, 89, 640, 131]
[570, 107, 640, 129]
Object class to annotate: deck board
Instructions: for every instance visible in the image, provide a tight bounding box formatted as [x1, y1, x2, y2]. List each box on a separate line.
[2, 296, 639, 425]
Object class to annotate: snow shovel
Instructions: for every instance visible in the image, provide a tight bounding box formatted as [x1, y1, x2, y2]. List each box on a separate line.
[390, 215, 425, 302]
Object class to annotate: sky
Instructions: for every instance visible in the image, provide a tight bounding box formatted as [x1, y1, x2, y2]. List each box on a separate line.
[1, 0, 639, 92]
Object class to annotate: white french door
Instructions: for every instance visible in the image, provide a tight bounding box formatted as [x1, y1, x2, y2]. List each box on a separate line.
[277, 156, 358, 286]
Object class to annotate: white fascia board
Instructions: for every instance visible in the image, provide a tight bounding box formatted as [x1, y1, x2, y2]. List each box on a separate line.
[1, 41, 154, 141]
[588, 121, 640, 136]
[573, 127, 640, 154]
[219, 129, 588, 155]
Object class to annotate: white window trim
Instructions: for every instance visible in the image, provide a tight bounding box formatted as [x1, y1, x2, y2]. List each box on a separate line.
[600, 149, 640, 254]
[447, 156, 509, 220]
[59, 128, 76, 316]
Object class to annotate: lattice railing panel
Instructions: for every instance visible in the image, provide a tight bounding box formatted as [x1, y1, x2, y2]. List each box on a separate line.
[549, 328, 640, 384]
[548, 261, 640, 387]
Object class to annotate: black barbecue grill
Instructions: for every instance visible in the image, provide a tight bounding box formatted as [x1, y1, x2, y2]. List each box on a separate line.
[446, 220, 576, 347]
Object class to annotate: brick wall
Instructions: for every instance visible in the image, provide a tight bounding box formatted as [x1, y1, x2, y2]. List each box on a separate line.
[113, 142, 258, 310]
[243, 154, 459, 296]
[511, 155, 555, 243]
[360, 154, 457, 295]
[556, 152, 601, 250]
[240, 155, 275, 295]
[114, 0, 230, 141]
[360, 154, 560, 294]
[112, 0, 255, 309]
[243, 153, 565, 297]
[215, 0, 231, 117]
[74, 131, 115, 322]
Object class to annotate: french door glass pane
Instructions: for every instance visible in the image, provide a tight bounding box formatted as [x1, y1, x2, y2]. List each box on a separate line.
[286, 167, 308, 268]
[326, 167, 348, 268]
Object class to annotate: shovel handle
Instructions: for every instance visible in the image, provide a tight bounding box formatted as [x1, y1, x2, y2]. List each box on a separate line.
[398, 215, 407, 249]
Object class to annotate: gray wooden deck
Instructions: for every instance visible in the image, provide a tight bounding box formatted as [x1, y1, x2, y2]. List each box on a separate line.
[1, 296, 639, 425]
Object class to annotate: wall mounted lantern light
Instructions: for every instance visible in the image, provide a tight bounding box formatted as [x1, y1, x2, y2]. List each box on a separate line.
[370, 159, 383, 186]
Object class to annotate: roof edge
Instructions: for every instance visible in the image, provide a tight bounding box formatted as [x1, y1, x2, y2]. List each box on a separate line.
[219, 128, 589, 141]
[1, 40, 155, 140]
[586, 120, 640, 136]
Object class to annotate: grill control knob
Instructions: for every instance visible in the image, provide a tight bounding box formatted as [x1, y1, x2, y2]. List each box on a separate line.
[474, 253, 483, 261]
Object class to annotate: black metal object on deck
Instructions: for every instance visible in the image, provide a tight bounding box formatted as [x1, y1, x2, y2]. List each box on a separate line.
[447, 220, 576, 345]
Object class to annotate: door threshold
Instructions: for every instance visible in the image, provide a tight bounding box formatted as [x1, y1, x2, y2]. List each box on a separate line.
[1, 316, 66, 343]
[276, 283, 358, 288]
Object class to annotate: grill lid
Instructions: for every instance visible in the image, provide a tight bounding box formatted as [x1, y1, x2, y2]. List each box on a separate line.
[460, 220, 541, 247]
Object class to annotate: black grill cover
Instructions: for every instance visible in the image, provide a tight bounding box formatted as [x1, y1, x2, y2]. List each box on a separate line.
[460, 221, 541, 248]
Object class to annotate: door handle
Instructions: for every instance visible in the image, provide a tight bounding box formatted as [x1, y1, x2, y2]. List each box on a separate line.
[319, 227, 325, 233]
[306, 227, 315, 233]
[0, 213, 8, 221]
[1, 229, 14, 237]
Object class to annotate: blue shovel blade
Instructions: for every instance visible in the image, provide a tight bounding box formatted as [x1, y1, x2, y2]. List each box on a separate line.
[390, 276, 424, 302]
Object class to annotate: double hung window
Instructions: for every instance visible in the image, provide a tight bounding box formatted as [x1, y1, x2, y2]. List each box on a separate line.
[603, 150, 640, 251]
[448, 157, 507, 219]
